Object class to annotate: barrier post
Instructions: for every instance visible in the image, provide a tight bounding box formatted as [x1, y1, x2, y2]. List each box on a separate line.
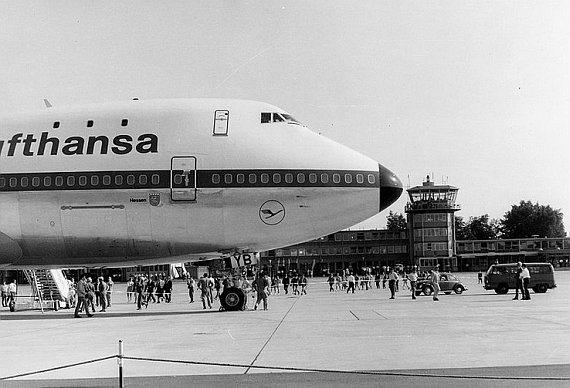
[118, 340, 124, 388]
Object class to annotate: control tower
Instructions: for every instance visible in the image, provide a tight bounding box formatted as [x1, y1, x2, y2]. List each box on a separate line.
[405, 176, 460, 271]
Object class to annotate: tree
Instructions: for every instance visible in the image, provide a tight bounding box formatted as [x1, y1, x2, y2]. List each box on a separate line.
[455, 214, 499, 240]
[501, 201, 565, 238]
[454, 216, 469, 240]
[386, 211, 407, 231]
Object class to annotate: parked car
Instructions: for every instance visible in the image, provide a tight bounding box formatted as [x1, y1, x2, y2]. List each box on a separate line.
[415, 273, 466, 296]
[484, 262, 556, 294]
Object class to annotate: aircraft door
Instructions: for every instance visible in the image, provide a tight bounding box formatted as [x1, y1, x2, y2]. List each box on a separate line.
[171, 156, 197, 201]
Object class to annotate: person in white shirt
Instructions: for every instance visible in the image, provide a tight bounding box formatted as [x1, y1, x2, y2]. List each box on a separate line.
[407, 267, 419, 300]
[520, 264, 531, 300]
[431, 266, 440, 301]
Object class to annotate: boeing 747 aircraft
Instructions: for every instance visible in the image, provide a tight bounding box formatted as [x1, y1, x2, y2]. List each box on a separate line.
[0, 99, 402, 276]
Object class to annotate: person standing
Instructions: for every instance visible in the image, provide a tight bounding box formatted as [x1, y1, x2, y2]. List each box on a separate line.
[97, 277, 107, 312]
[347, 272, 355, 294]
[164, 276, 173, 303]
[106, 276, 113, 307]
[513, 262, 523, 300]
[85, 277, 96, 314]
[1, 281, 8, 307]
[328, 274, 335, 292]
[7, 280, 17, 310]
[477, 271, 483, 284]
[431, 266, 440, 301]
[282, 274, 290, 294]
[253, 272, 270, 310]
[135, 275, 146, 310]
[74, 275, 92, 318]
[291, 273, 299, 295]
[126, 277, 134, 303]
[388, 268, 398, 299]
[198, 273, 212, 309]
[408, 267, 419, 300]
[300, 274, 308, 295]
[186, 275, 195, 303]
[521, 263, 531, 300]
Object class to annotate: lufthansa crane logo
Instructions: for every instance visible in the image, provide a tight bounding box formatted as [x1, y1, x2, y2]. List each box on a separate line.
[259, 200, 285, 225]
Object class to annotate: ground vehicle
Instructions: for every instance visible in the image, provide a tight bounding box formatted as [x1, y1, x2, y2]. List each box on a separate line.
[484, 262, 556, 294]
[415, 273, 466, 296]
[483, 263, 556, 294]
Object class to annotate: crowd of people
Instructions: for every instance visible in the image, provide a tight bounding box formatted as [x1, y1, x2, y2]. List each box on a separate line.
[326, 266, 441, 301]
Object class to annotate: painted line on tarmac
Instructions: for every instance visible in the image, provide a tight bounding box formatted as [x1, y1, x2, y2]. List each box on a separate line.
[244, 296, 301, 374]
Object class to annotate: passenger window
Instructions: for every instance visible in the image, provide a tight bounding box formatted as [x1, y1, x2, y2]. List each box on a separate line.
[103, 175, 111, 186]
[345, 174, 352, 184]
[321, 173, 329, 184]
[67, 176, 75, 187]
[224, 174, 233, 184]
[0, 177, 5, 188]
[115, 175, 123, 186]
[55, 176, 63, 187]
[297, 173, 306, 184]
[21, 177, 28, 187]
[261, 173, 269, 184]
[285, 173, 293, 184]
[212, 174, 220, 184]
[127, 175, 135, 185]
[356, 174, 364, 184]
[32, 177, 40, 187]
[249, 174, 257, 184]
[368, 174, 376, 184]
[273, 173, 281, 184]
[151, 174, 160, 185]
[79, 176, 87, 186]
[309, 173, 317, 184]
[9, 177, 17, 188]
[139, 175, 147, 185]
[237, 174, 245, 184]
[333, 174, 341, 184]
[91, 176, 99, 186]
[173, 174, 182, 185]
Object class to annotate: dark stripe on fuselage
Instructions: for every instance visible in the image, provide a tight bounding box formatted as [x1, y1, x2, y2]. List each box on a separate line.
[0, 169, 379, 192]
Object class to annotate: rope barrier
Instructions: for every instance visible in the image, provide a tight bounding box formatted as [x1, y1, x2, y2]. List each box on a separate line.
[0, 355, 116, 381]
[1, 349, 569, 382]
[120, 355, 570, 381]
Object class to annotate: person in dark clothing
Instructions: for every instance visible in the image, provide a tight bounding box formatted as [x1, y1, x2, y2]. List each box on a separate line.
[282, 274, 290, 294]
[513, 262, 523, 300]
[164, 276, 173, 303]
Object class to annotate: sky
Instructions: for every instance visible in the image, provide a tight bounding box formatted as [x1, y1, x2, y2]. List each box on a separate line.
[1, 1, 569, 231]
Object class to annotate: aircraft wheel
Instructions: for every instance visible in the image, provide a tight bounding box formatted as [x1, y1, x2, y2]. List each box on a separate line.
[220, 287, 246, 311]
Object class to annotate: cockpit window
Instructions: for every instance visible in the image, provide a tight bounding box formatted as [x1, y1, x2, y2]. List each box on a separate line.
[261, 112, 301, 125]
[261, 112, 271, 123]
[281, 114, 299, 124]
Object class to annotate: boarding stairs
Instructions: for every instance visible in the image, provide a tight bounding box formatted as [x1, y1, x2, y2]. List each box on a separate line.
[23, 269, 70, 313]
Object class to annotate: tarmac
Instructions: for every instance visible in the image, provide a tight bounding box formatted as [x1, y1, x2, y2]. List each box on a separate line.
[1, 271, 569, 387]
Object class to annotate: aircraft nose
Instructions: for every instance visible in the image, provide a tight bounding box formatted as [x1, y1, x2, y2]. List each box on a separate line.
[378, 164, 403, 211]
